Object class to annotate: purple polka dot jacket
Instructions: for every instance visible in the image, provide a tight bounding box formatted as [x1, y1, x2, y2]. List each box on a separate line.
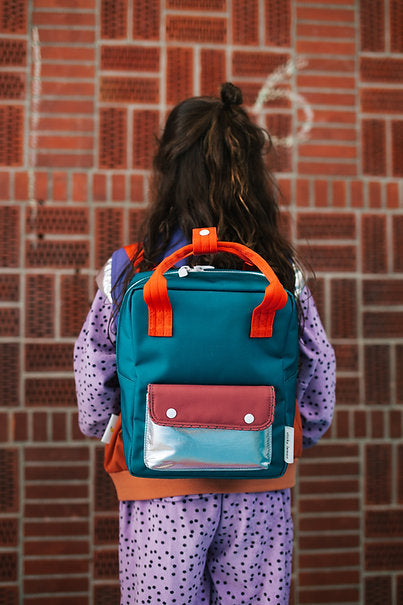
[74, 247, 336, 500]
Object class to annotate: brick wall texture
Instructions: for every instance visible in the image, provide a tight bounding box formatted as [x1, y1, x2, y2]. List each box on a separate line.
[0, 0, 402, 603]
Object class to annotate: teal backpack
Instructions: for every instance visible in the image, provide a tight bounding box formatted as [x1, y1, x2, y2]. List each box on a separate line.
[116, 227, 299, 479]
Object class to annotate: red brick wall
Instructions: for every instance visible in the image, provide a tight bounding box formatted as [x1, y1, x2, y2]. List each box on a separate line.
[1, 1, 402, 603]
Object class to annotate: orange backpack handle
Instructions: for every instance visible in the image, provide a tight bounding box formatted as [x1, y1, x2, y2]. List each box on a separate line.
[143, 228, 288, 338]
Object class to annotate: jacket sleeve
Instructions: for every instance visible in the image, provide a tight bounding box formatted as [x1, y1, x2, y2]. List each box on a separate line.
[73, 288, 120, 439]
[297, 286, 336, 449]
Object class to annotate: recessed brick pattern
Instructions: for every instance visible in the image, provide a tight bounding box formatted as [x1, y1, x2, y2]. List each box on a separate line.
[1, 1, 402, 603]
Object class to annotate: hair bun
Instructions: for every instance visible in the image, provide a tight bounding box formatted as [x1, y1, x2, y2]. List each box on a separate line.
[220, 82, 243, 108]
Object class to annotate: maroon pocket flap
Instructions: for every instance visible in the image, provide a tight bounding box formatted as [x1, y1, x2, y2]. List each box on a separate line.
[147, 384, 275, 431]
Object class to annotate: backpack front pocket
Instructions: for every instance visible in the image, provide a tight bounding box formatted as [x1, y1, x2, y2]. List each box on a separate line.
[144, 384, 275, 472]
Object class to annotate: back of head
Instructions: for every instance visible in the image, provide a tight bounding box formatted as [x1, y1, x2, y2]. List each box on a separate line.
[137, 83, 297, 291]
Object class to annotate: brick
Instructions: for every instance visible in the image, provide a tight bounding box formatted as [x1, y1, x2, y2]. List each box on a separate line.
[394, 216, 403, 272]
[36, 152, 93, 169]
[300, 532, 359, 551]
[369, 181, 382, 208]
[25, 240, 89, 268]
[299, 515, 359, 533]
[299, 478, 359, 497]
[167, 47, 193, 106]
[25, 465, 88, 482]
[299, 551, 359, 569]
[12, 411, 28, 441]
[398, 346, 403, 404]
[366, 542, 403, 571]
[93, 172, 107, 202]
[390, 0, 403, 51]
[94, 515, 119, 544]
[297, 40, 356, 55]
[265, 0, 290, 46]
[39, 99, 94, 115]
[52, 171, 68, 201]
[0, 206, 19, 267]
[40, 46, 94, 62]
[32, 411, 47, 441]
[0, 171, 9, 199]
[299, 588, 359, 604]
[26, 207, 89, 235]
[362, 215, 387, 273]
[0, 448, 18, 512]
[25, 274, 54, 338]
[370, 410, 385, 439]
[130, 175, 144, 202]
[72, 173, 88, 203]
[94, 586, 121, 603]
[363, 279, 403, 306]
[52, 412, 67, 441]
[0, 72, 25, 99]
[95, 208, 124, 268]
[0, 305, 19, 339]
[40, 80, 95, 98]
[35, 0, 95, 7]
[300, 569, 359, 588]
[386, 182, 399, 208]
[201, 49, 226, 97]
[112, 174, 126, 202]
[61, 273, 90, 337]
[101, 45, 160, 71]
[0, 0, 26, 33]
[299, 144, 356, 161]
[24, 557, 88, 576]
[364, 345, 391, 405]
[41, 63, 95, 79]
[297, 5, 354, 22]
[129, 208, 146, 242]
[336, 377, 360, 405]
[365, 444, 392, 505]
[390, 410, 402, 439]
[232, 51, 288, 77]
[38, 117, 94, 132]
[26, 377, 75, 408]
[303, 443, 358, 459]
[25, 448, 89, 465]
[336, 409, 350, 439]
[362, 120, 386, 176]
[392, 121, 403, 177]
[365, 576, 392, 605]
[36, 27, 95, 44]
[361, 57, 403, 83]
[100, 76, 159, 103]
[297, 212, 355, 240]
[297, 22, 355, 39]
[133, 0, 160, 40]
[360, 0, 385, 51]
[167, 0, 226, 7]
[299, 244, 356, 272]
[32, 10, 95, 26]
[133, 110, 159, 169]
[0, 38, 26, 65]
[25, 483, 88, 501]
[166, 15, 226, 43]
[364, 312, 403, 338]
[330, 279, 357, 338]
[94, 549, 119, 579]
[353, 409, 367, 437]
[296, 179, 310, 206]
[95, 448, 118, 512]
[25, 520, 89, 537]
[24, 501, 89, 519]
[101, 0, 127, 38]
[350, 180, 364, 207]
[99, 107, 127, 169]
[334, 345, 358, 372]
[297, 74, 356, 90]
[0, 518, 18, 546]
[233, 0, 258, 45]
[399, 444, 403, 503]
[362, 89, 403, 114]
[0, 553, 18, 581]
[310, 127, 356, 143]
[298, 161, 357, 176]
[24, 576, 88, 595]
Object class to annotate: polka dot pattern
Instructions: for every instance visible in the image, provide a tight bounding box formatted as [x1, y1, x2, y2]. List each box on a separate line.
[119, 491, 293, 605]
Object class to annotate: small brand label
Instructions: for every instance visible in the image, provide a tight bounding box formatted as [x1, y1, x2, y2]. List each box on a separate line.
[101, 414, 119, 444]
[284, 426, 294, 464]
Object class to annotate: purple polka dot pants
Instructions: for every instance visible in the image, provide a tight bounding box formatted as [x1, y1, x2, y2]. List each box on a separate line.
[119, 490, 293, 604]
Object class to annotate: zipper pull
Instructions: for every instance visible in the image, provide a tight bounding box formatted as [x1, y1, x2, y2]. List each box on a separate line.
[193, 265, 215, 271]
[178, 266, 190, 277]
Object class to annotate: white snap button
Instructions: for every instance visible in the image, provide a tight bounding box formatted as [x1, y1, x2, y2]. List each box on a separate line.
[166, 408, 177, 419]
[244, 414, 255, 424]
[199, 229, 210, 236]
